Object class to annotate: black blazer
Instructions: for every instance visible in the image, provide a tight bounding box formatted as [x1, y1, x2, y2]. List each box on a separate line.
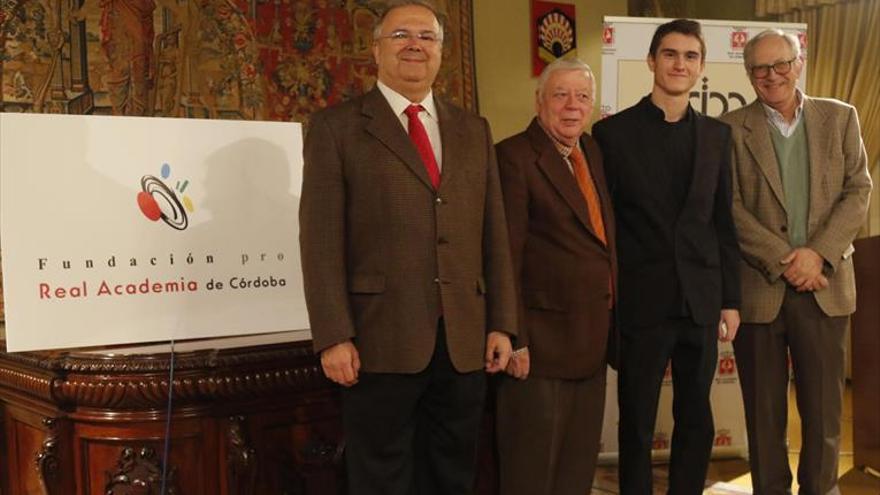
[592, 97, 741, 328]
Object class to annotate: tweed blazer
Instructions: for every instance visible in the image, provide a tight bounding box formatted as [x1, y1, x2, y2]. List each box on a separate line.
[719, 97, 872, 323]
[496, 119, 617, 379]
[299, 87, 517, 373]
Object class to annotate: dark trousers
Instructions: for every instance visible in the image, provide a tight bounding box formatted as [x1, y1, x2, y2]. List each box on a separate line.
[618, 318, 717, 495]
[496, 371, 606, 495]
[341, 323, 486, 495]
[734, 288, 847, 495]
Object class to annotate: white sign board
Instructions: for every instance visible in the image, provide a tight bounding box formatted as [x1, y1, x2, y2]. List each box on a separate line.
[1, 114, 308, 351]
[599, 16, 807, 118]
[597, 17, 808, 461]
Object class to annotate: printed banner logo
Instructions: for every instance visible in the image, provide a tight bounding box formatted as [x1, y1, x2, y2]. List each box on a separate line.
[137, 162, 194, 230]
[602, 25, 615, 46]
[730, 30, 748, 50]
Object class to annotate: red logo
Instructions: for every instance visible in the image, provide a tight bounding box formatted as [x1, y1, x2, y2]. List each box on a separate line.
[652, 433, 669, 450]
[731, 30, 748, 50]
[714, 430, 732, 446]
[718, 355, 736, 375]
[602, 25, 614, 46]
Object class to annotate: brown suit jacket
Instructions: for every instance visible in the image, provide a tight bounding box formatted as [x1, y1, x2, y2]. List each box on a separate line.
[720, 97, 872, 323]
[299, 87, 517, 373]
[496, 119, 617, 379]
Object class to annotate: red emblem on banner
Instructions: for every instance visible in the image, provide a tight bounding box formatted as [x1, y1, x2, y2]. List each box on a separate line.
[797, 31, 808, 50]
[602, 25, 614, 46]
[714, 430, 733, 446]
[531, 1, 577, 76]
[718, 355, 736, 375]
[653, 433, 669, 450]
[731, 30, 748, 50]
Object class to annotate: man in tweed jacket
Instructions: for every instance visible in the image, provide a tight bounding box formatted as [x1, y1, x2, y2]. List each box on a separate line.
[720, 29, 872, 495]
[299, 1, 516, 494]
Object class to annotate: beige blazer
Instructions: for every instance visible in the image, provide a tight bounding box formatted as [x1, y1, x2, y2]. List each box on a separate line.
[299, 88, 517, 373]
[720, 97, 872, 323]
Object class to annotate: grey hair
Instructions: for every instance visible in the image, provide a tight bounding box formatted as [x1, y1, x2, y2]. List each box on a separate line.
[536, 58, 596, 98]
[372, 0, 444, 41]
[743, 29, 801, 69]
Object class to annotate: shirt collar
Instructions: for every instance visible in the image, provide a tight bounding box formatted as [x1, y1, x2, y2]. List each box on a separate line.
[641, 94, 695, 123]
[761, 88, 804, 124]
[537, 119, 580, 158]
[377, 80, 438, 121]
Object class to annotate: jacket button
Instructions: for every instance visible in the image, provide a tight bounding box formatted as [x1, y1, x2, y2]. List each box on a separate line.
[780, 225, 788, 232]
[433, 278, 441, 284]
[438, 236, 448, 244]
[435, 196, 443, 204]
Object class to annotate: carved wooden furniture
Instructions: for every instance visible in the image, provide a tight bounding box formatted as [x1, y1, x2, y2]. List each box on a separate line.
[852, 235, 880, 472]
[0, 338, 345, 495]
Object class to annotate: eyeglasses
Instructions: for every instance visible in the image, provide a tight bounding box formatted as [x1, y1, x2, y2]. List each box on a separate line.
[749, 58, 797, 78]
[375, 30, 443, 44]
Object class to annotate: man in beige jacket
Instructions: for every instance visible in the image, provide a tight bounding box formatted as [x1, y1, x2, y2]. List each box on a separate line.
[720, 29, 872, 495]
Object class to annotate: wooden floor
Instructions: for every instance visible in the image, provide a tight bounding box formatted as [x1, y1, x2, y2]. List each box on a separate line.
[591, 384, 880, 494]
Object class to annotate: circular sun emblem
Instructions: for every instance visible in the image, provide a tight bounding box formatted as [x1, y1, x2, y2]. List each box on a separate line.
[538, 10, 575, 62]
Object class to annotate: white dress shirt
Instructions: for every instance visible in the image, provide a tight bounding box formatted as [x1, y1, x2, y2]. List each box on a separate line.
[377, 80, 443, 171]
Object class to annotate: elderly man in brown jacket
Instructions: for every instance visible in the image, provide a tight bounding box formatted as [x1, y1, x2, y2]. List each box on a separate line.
[720, 29, 872, 495]
[494, 58, 616, 495]
[299, 1, 516, 494]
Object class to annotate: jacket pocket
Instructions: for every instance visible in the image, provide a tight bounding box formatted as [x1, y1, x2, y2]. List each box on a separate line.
[523, 289, 567, 312]
[348, 274, 386, 294]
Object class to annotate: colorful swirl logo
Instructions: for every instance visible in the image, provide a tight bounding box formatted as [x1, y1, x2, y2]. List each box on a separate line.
[137, 163, 194, 231]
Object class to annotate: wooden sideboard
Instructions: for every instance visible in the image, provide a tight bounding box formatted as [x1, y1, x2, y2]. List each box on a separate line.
[0, 337, 501, 495]
[0, 339, 346, 495]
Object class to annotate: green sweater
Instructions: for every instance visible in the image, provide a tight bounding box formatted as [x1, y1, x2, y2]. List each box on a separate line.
[769, 118, 810, 247]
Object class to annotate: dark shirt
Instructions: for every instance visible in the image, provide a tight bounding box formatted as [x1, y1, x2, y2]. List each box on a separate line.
[612, 95, 697, 318]
[644, 97, 696, 219]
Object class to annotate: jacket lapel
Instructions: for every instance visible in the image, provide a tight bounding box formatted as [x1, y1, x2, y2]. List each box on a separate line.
[362, 88, 435, 191]
[436, 99, 460, 191]
[526, 120, 597, 240]
[802, 96, 831, 233]
[742, 100, 787, 211]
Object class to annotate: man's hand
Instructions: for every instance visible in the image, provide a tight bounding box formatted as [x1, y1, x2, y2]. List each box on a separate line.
[780, 248, 824, 289]
[505, 347, 530, 379]
[320, 340, 361, 387]
[796, 273, 829, 293]
[718, 309, 741, 342]
[485, 331, 513, 373]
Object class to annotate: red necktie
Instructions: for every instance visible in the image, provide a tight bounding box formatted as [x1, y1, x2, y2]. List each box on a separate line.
[404, 104, 441, 189]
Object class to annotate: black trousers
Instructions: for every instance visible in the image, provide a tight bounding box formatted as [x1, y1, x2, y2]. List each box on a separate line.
[341, 322, 486, 495]
[617, 318, 717, 495]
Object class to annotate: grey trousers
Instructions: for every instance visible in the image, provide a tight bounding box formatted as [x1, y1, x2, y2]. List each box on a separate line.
[496, 371, 606, 495]
[735, 288, 848, 495]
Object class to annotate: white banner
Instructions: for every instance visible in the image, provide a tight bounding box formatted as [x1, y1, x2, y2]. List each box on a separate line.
[0, 114, 309, 351]
[599, 16, 807, 119]
[597, 17, 808, 461]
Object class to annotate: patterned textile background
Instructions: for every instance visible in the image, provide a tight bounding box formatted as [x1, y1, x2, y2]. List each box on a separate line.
[0, 0, 475, 321]
[0, 0, 475, 119]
